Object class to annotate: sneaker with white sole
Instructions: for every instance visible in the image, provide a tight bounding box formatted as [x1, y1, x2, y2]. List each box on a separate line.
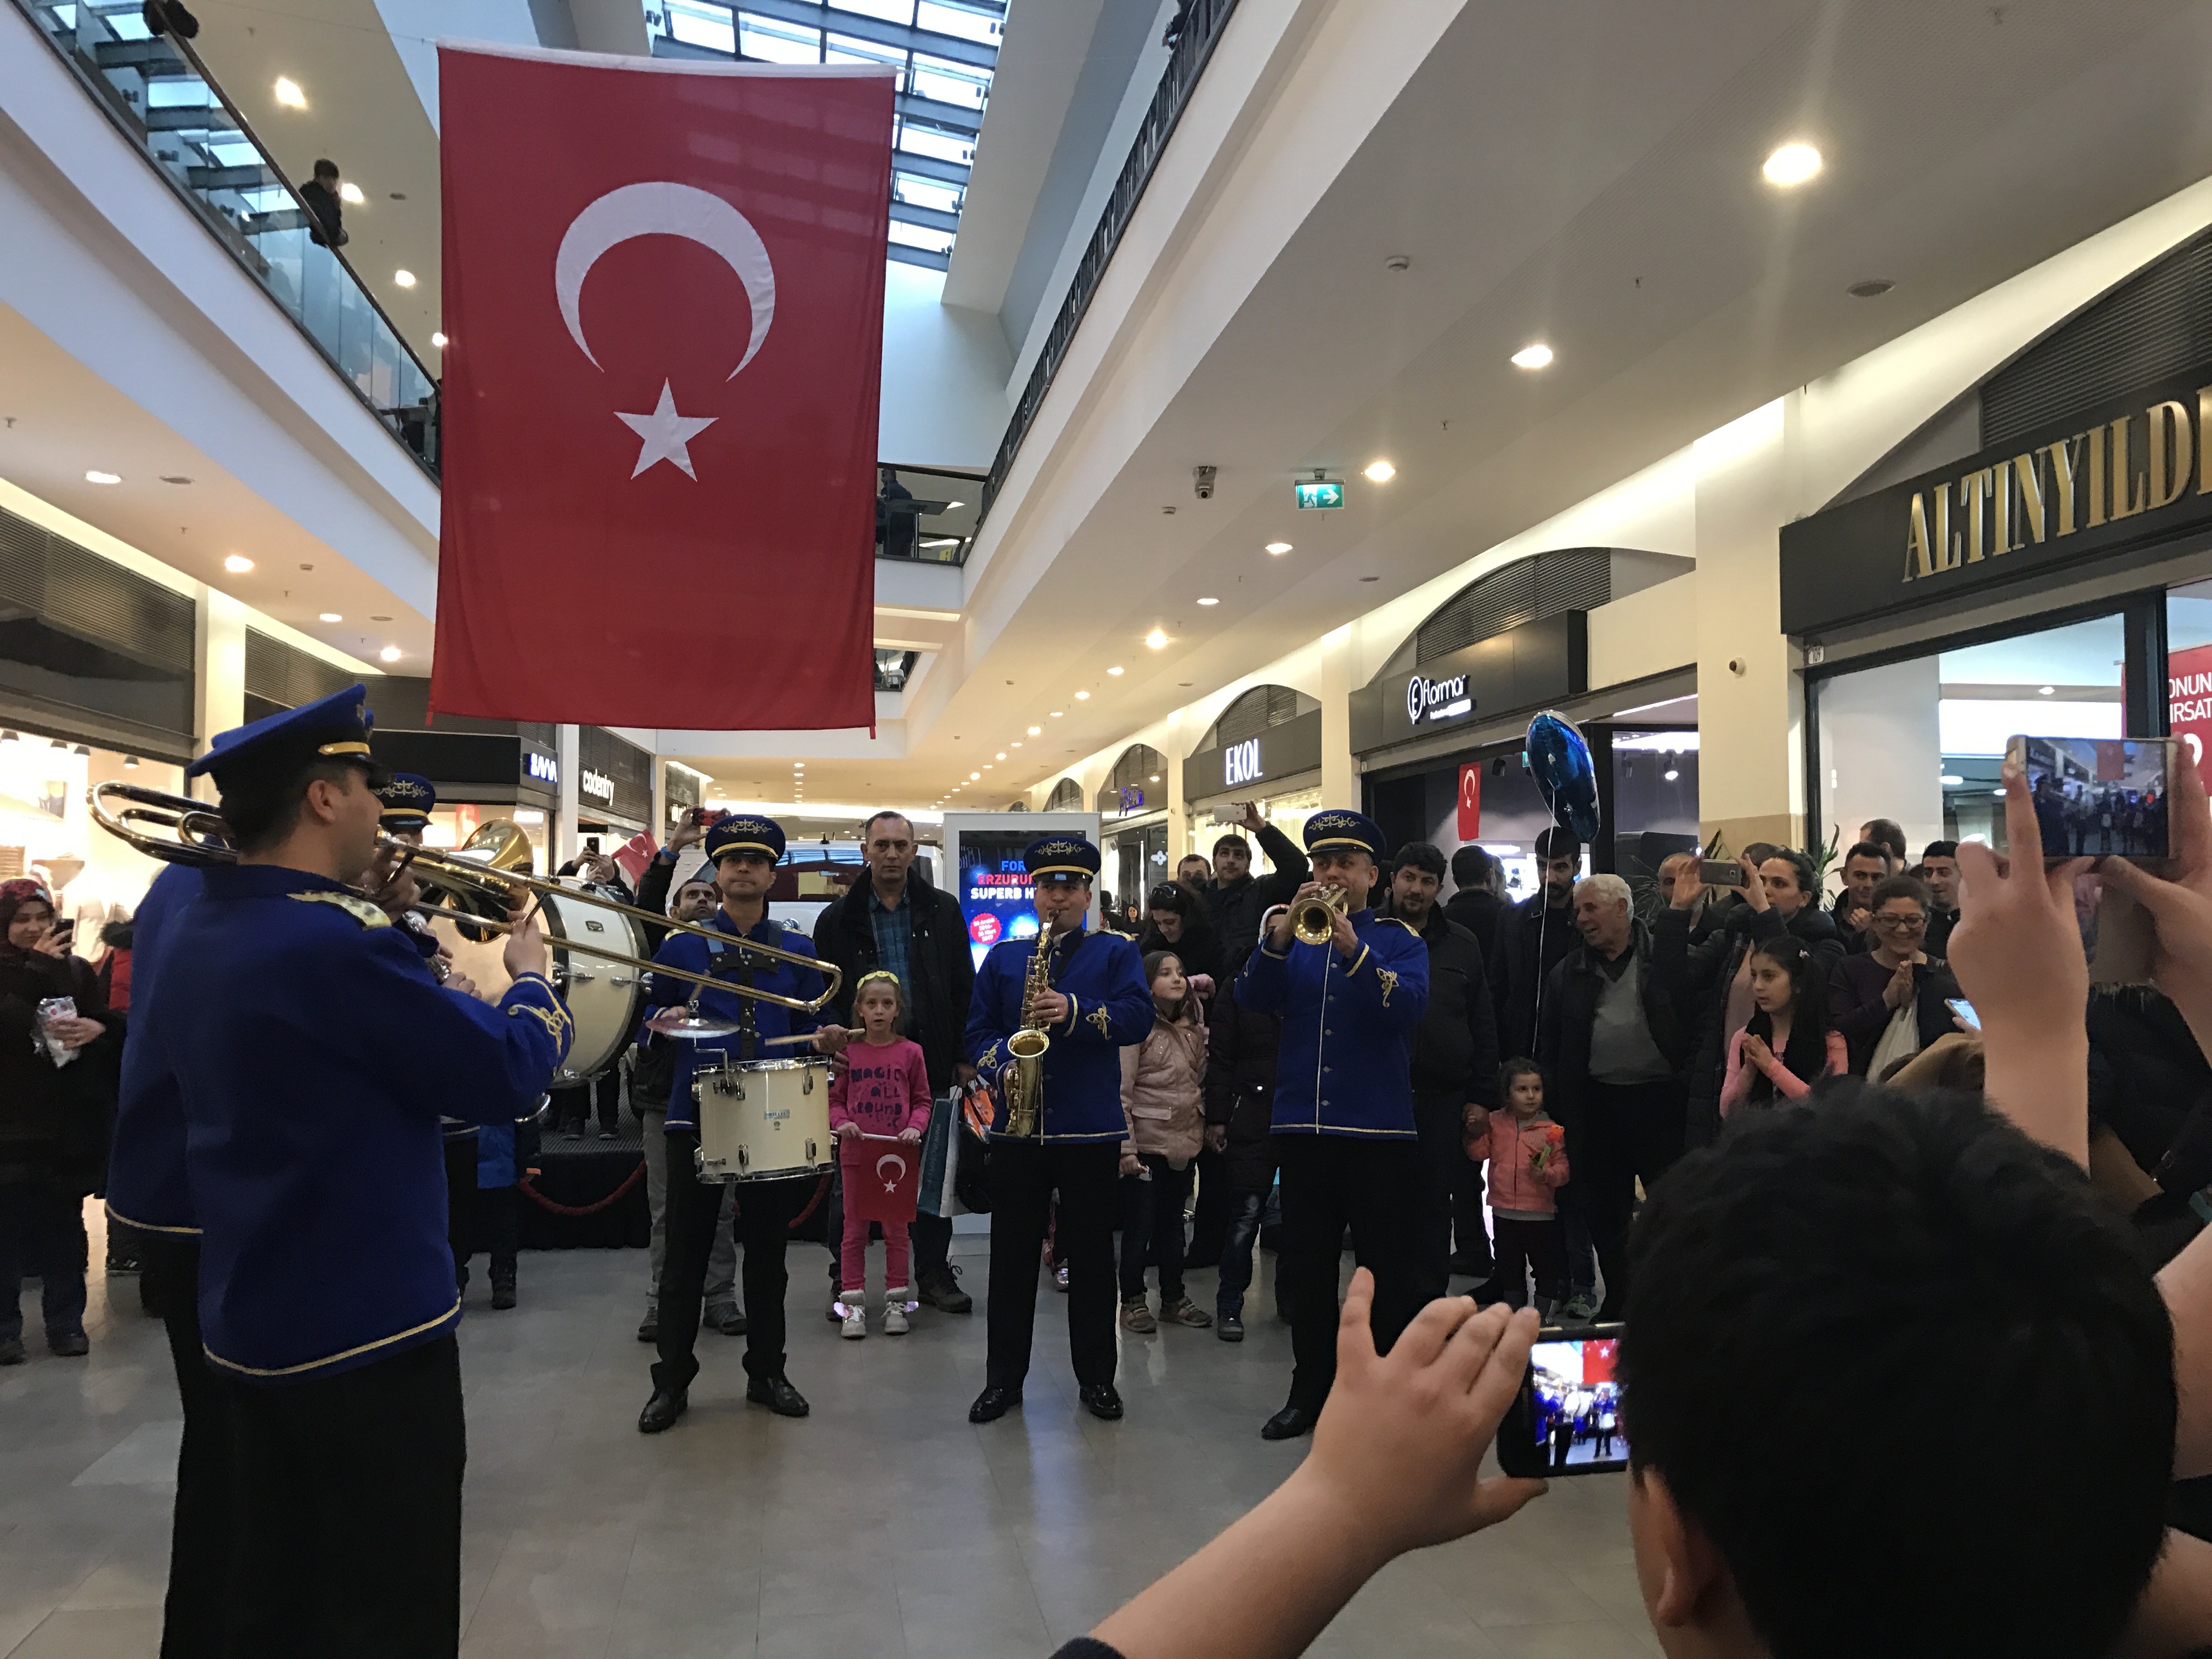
[883, 1288, 911, 1335]
[840, 1295, 868, 1340]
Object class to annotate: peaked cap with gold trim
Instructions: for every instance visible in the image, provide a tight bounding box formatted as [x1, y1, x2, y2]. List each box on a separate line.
[1304, 808, 1387, 863]
[704, 814, 786, 865]
[186, 682, 381, 790]
[1024, 833, 1101, 883]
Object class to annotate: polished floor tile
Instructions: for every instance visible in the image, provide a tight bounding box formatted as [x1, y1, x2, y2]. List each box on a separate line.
[2, 1207, 1657, 1657]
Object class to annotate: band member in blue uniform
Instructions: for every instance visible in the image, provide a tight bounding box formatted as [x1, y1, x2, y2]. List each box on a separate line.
[105, 855, 223, 1659]
[1234, 809, 1429, 1442]
[965, 834, 1153, 1425]
[125, 685, 573, 1659]
[637, 813, 839, 1431]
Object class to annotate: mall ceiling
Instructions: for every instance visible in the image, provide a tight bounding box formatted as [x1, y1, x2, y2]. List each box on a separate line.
[826, 0, 2212, 817]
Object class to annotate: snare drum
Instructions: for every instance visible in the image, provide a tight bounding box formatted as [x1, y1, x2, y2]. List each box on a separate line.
[695, 1058, 834, 1183]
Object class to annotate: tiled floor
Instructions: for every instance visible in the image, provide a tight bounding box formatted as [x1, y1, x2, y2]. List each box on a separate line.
[1, 1207, 1657, 1657]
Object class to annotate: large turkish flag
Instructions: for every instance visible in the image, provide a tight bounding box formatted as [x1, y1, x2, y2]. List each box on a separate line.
[431, 45, 892, 730]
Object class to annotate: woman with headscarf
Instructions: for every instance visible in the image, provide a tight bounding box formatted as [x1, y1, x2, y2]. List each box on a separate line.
[0, 880, 122, 1363]
[1137, 881, 1226, 986]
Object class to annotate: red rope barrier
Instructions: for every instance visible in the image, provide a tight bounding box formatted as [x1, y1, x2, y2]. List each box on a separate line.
[517, 1159, 646, 1217]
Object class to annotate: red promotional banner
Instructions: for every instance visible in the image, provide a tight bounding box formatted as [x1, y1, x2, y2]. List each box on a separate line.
[2172, 643, 2212, 771]
[431, 45, 893, 730]
[848, 1133, 920, 1224]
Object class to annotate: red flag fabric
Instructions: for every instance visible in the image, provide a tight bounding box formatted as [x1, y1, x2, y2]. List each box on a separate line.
[847, 1133, 920, 1224]
[609, 831, 658, 887]
[431, 45, 892, 730]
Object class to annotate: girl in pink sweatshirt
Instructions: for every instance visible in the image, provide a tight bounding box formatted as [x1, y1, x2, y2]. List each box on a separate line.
[828, 972, 934, 1338]
[1720, 937, 1847, 1119]
[1464, 1060, 1571, 1313]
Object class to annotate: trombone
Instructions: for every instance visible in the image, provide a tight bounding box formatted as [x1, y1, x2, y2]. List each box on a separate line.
[87, 781, 842, 1013]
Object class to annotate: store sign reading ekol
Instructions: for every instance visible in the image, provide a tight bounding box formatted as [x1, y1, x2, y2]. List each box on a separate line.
[1223, 738, 1262, 786]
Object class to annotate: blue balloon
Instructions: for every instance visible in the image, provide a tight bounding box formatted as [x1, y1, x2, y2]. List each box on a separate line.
[1527, 712, 1600, 843]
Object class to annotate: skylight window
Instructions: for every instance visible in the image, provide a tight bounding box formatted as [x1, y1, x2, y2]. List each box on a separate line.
[644, 0, 1001, 270]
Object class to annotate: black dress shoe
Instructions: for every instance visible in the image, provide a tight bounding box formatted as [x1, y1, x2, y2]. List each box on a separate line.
[1216, 1311, 1245, 1342]
[1261, 1404, 1316, 1441]
[636, 1312, 659, 1343]
[1080, 1382, 1124, 1421]
[968, 1385, 1021, 1423]
[745, 1374, 810, 1417]
[490, 1280, 516, 1311]
[637, 1386, 688, 1433]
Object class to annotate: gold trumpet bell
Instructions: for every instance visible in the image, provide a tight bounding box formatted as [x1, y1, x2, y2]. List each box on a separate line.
[1290, 885, 1347, 945]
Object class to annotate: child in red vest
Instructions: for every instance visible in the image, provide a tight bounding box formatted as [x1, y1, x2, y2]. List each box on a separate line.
[829, 972, 933, 1337]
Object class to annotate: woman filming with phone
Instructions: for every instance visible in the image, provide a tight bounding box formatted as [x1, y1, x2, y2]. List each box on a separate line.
[1717, 935, 1844, 1118]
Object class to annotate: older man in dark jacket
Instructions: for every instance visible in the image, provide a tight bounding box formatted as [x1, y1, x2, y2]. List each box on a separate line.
[811, 811, 977, 1313]
[1201, 805, 1310, 962]
[1537, 874, 1695, 1321]
[1382, 843, 1499, 1299]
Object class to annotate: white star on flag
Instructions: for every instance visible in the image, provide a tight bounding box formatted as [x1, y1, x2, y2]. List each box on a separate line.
[614, 381, 717, 479]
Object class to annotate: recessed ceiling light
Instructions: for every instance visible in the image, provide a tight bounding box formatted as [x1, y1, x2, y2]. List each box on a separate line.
[370, 614, 392, 622]
[318, 612, 342, 622]
[379, 645, 402, 662]
[1266, 541, 1292, 555]
[159, 475, 192, 485]
[969, 771, 981, 780]
[983, 764, 992, 770]
[1145, 629, 1168, 649]
[1510, 343, 1554, 370]
[273, 76, 306, 109]
[431, 331, 448, 349]
[1027, 725, 1041, 735]
[1107, 665, 1124, 676]
[946, 500, 964, 509]
[1762, 142, 1822, 187]
[84, 470, 121, 485]
[2038, 685, 2055, 696]
[1075, 690, 1091, 700]
[1359, 575, 1380, 583]
[1011, 741, 1022, 748]
[1197, 596, 1220, 607]
[222, 554, 254, 573]
[1049, 711, 1063, 718]
[1846, 279, 1894, 299]
[338, 182, 365, 205]
[1363, 460, 1396, 482]
[995, 752, 1007, 760]
[393, 269, 417, 288]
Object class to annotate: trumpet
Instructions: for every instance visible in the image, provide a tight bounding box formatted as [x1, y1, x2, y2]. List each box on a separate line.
[1289, 884, 1348, 946]
[88, 781, 841, 1012]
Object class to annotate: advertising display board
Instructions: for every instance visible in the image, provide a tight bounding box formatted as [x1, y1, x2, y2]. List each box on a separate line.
[945, 811, 1102, 968]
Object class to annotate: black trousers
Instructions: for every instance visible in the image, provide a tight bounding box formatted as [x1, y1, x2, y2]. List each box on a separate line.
[442, 1133, 476, 1289]
[1580, 1078, 1687, 1319]
[469, 1186, 518, 1288]
[1118, 1155, 1193, 1302]
[984, 1139, 1119, 1391]
[140, 1235, 233, 1659]
[1185, 1145, 1233, 1260]
[1275, 1133, 1426, 1413]
[1491, 1216, 1567, 1311]
[1412, 1093, 1491, 1302]
[551, 1071, 620, 1134]
[224, 1335, 465, 1659]
[656, 1131, 806, 1389]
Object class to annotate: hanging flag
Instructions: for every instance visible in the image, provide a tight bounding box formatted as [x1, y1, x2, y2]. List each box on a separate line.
[431, 44, 893, 731]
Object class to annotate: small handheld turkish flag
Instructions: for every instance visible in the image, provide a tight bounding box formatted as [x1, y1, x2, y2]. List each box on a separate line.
[848, 1133, 920, 1224]
[432, 45, 893, 731]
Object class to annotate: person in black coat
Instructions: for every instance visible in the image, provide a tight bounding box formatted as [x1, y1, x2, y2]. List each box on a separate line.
[1492, 827, 1582, 1059]
[1443, 845, 1505, 951]
[1653, 850, 1846, 1150]
[811, 811, 977, 1313]
[1200, 805, 1310, 963]
[1137, 881, 1226, 984]
[1201, 983, 1280, 1342]
[1381, 844, 1499, 1296]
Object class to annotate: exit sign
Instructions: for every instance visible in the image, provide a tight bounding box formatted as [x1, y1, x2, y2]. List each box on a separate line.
[1295, 479, 1344, 510]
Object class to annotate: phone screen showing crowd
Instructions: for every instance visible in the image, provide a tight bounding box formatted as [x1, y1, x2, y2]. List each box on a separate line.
[2005, 735, 2170, 860]
[1517, 1334, 1627, 1476]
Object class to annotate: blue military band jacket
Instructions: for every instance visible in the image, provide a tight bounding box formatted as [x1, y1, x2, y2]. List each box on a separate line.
[966, 926, 1153, 1143]
[642, 910, 823, 1135]
[105, 860, 203, 1239]
[129, 865, 572, 1383]
[1234, 907, 1430, 1138]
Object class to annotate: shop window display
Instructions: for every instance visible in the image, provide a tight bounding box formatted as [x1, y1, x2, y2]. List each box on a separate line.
[1815, 613, 2124, 856]
[0, 738, 179, 935]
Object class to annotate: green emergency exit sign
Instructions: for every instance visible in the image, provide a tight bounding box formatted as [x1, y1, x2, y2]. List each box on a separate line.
[1295, 479, 1344, 510]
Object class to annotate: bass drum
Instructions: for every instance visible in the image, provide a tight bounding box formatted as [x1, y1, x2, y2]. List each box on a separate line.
[424, 883, 644, 1082]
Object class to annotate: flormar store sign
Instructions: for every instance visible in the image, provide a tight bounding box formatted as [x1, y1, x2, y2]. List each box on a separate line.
[1782, 364, 2212, 635]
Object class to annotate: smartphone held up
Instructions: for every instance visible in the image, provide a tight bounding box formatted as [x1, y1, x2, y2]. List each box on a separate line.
[2001, 736, 2174, 862]
[1496, 1325, 1628, 1479]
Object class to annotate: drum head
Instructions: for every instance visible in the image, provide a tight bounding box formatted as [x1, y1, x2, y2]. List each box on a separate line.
[538, 888, 645, 1081]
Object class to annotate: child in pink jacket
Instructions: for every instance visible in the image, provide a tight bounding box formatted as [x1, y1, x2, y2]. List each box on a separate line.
[828, 972, 933, 1338]
[1464, 1059, 1571, 1313]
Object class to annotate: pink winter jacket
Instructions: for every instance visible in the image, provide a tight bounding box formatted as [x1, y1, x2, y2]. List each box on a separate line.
[1465, 1109, 1570, 1217]
[1120, 1003, 1207, 1169]
[1719, 1026, 1848, 1118]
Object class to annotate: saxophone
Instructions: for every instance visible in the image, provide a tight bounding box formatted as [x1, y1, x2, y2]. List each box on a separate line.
[1001, 930, 1055, 1138]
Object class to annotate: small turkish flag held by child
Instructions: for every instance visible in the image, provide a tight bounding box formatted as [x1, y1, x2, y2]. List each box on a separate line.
[849, 1135, 919, 1224]
[610, 832, 658, 886]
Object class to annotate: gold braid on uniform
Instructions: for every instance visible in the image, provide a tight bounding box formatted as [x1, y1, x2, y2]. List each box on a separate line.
[1374, 966, 1400, 1008]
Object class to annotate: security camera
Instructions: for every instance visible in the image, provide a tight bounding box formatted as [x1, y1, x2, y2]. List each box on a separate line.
[1193, 465, 1217, 500]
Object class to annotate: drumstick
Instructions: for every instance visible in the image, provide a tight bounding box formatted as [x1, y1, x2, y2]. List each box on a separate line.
[759, 1032, 822, 1046]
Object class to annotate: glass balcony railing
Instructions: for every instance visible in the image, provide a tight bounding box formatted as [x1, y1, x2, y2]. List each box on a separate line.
[12, 0, 441, 478]
[876, 464, 981, 565]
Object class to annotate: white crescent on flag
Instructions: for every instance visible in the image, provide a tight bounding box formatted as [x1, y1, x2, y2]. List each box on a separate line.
[874, 1152, 907, 1194]
[554, 181, 776, 378]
